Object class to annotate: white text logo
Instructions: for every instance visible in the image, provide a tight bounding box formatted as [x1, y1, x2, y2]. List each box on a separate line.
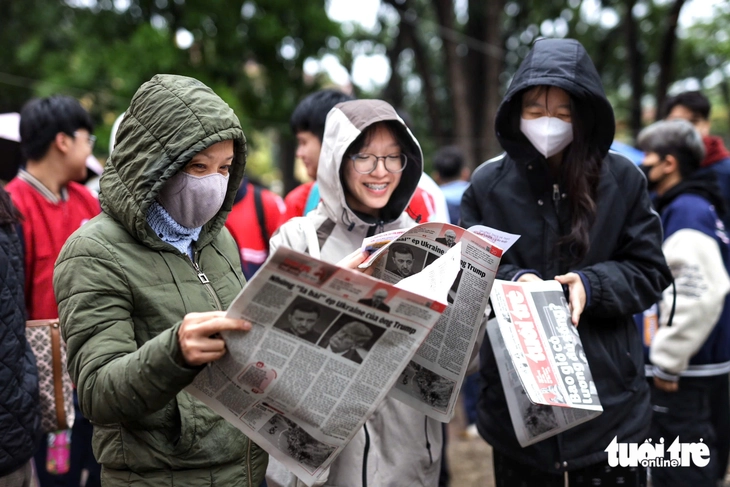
[605, 436, 710, 468]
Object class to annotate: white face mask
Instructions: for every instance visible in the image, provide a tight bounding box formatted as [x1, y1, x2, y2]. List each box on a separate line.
[520, 116, 574, 158]
[157, 171, 229, 229]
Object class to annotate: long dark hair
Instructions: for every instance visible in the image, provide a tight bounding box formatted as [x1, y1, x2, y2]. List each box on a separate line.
[558, 96, 603, 261]
[0, 185, 22, 225]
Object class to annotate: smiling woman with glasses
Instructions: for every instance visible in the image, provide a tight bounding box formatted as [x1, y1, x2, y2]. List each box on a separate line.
[267, 100, 449, 487]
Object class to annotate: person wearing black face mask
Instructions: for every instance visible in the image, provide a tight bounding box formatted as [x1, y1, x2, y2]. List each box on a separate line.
[636, 119, 730, 487]
[639, 158, 669, 193]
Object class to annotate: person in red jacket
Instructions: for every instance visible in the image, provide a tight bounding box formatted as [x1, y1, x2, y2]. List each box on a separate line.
[285, 89, 354, 220]
[225, 177, 286, 280]
[6, 95, 100, 320]
[5, 95, 101, 487]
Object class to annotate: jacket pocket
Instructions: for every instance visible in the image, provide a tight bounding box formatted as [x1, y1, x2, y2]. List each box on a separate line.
[583, 319, 642, 403]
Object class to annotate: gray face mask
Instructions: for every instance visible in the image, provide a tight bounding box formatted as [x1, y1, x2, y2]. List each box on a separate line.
[157, 171, 229, 229]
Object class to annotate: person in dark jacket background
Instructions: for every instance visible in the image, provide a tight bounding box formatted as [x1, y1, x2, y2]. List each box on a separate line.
[0, 185, 41, 487]
[662, 91, 730, 483]
[636, 119, 730, 487]
[461, 38, 672, 486]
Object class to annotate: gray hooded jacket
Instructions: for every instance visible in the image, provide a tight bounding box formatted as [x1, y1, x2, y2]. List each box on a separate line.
[267, 100, 443, 487]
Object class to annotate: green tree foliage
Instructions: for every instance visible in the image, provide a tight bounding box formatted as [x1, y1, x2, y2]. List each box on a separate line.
[0, 0, 341, 190]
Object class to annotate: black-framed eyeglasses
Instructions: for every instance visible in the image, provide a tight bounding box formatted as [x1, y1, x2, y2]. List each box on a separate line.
[349, 153, 407, 175]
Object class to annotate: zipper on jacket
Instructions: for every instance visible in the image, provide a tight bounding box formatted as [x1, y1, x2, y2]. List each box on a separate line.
[191, 251, 223, 311]
[552, 184, 561, 203]
[552, 183, 562, 218]
[362, 423, 371, 487]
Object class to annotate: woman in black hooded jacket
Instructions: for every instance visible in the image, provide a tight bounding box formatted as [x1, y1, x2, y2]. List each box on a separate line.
[0, 185, 41, 486]
[461, 38, 672, 485]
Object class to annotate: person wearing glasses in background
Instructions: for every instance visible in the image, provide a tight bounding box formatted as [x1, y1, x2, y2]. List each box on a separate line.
[5, 95, 101, 486]
[267, 99, 445, 486]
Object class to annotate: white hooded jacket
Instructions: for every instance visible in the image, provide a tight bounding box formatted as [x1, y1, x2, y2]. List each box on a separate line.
[266, 100, 443, 487]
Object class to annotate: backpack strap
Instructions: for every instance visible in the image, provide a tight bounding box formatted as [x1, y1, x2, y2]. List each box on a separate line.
[299, 217, 320, 259]
[304, 182, 320, 215]
[253, 184, 269, 248]
[296, 217, 336, 260]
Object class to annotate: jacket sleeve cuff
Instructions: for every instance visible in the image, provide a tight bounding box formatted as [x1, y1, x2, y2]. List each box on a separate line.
[142, 322, 204, 392]
[512, 269, 542, 281]
[580, 268, 603, 312]
[575, 271, 592, 308]
[653, 366, 680, 382]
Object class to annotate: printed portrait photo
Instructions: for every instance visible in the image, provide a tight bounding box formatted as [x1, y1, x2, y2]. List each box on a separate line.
[357, 288, 391, 312]
[385, 243, 427, 279]
[434, 228, 459, 248]
[317, 315, 386, 364]
[273, 296, 340, 344]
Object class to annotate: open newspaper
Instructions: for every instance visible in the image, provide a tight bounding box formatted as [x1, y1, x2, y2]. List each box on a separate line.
[359, 223, 509, 422]
[488, 280, 602, 447]
[185, 245, 461, 486]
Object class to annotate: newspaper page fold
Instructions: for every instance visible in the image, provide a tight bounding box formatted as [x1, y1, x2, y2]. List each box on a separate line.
[361, 222, 507, 422]
[185, 246, 456, 486]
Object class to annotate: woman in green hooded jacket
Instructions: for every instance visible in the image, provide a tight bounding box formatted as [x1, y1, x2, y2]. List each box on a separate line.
[53, 75, 267, 486]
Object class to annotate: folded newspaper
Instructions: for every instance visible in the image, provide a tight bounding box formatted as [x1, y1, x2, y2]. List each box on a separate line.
[185, 241, 461, 485]
[488, 280, 602, 447]
[185, 223, 508, 485]
[358, 223, 512, 422]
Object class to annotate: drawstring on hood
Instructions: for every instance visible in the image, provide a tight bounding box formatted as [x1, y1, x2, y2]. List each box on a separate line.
[317, 100, 423, 232]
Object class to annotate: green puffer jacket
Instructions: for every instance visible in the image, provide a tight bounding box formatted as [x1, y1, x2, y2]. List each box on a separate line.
[53, 75, 267, 486]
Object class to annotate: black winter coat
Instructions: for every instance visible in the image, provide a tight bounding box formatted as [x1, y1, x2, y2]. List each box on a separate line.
[461, 38, 672, 473]
[0, 223, 41, 475]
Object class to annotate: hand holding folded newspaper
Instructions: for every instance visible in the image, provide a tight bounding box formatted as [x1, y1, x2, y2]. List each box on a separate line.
[489, 279, 602, 447]
[185, 245, 458, 486]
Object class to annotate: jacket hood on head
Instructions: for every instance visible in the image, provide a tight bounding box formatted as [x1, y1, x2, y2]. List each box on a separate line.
[99, 74, 246, 250]
[495, 38, 615, 163]
[316, 99, 423, 227]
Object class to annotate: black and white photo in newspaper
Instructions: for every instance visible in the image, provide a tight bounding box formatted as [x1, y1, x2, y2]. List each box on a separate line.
[184, 246, 454, 486]
[360, 223, 506, 421]
[486, 319, 601, 447]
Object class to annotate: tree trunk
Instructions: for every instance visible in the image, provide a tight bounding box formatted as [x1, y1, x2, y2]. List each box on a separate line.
[432, 0, 474, 168]
[481, 0, 505, 162]
[383, 0, 443, 143]
[382, 23, 406, 109]
[655, 0, 687, 121]
[466, 0, 487, 164]
[278, 135, 298, 196]
[625, 0, 643, 141]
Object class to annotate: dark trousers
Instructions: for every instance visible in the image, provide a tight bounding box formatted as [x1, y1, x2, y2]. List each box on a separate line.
[35, 392, 100, 487]
[492, 449, 647, 487]
[709, 373, 730, 481]
[649, 376, 717, 487]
